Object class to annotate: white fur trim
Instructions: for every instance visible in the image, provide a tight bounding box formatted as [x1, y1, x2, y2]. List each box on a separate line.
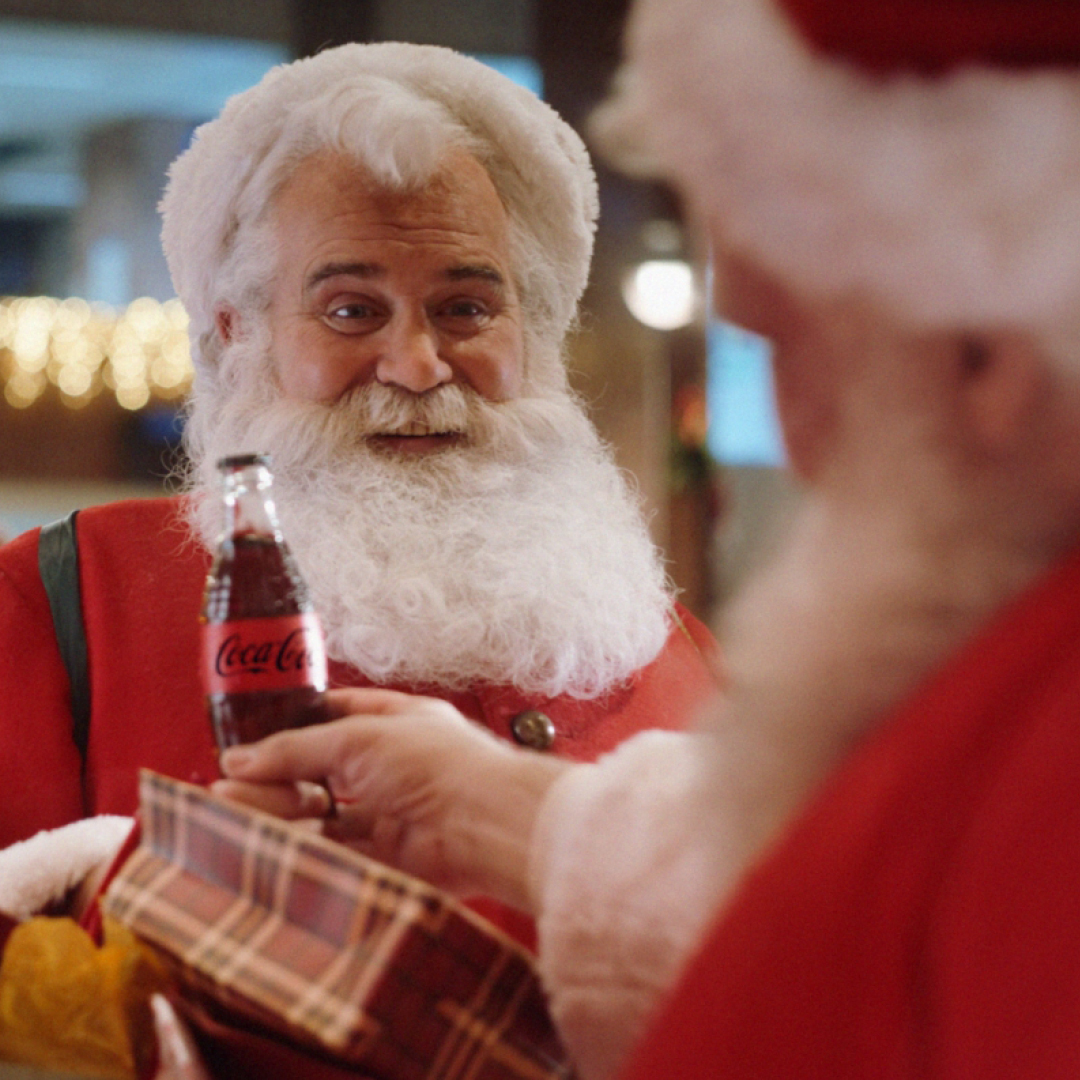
[160, 42, 598, 357]
[598, 0, 1080, 334]
[0, 816, 134, 921]
[528, 731, 723, 1080]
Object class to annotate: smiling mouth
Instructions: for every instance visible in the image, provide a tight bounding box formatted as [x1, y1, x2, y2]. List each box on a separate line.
[385, 421, 454, 437]
[368, 422, 465, 452]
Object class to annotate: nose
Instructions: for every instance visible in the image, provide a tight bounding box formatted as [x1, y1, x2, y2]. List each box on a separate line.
[374, 317, 453, 394]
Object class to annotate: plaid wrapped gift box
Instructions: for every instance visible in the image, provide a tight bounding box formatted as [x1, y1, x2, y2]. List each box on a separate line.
[101, 771, 575, 1080]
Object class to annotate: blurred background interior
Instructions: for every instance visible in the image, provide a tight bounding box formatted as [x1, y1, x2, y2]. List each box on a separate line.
[0, 0, 798, 627]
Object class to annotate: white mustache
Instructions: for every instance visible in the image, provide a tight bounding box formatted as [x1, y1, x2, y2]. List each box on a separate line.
[335, 383, 483, 438]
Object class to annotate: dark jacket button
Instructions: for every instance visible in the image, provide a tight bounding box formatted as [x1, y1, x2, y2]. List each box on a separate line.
[510, 710, 556, 750]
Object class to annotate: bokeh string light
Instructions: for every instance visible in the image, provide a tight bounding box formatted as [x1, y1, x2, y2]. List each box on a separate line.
[0, 296, 193, 411]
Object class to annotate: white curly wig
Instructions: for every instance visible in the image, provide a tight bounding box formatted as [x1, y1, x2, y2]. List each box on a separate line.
[593, 0, 1080, 342]
[160, 42, 599, 389]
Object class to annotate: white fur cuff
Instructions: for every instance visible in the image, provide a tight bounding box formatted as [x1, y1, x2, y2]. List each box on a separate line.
[0, 816, 135, 921]
[528, 731, 723, 1080]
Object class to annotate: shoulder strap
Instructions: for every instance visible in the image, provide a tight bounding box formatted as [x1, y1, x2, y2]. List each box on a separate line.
[37, 510, 91, 762]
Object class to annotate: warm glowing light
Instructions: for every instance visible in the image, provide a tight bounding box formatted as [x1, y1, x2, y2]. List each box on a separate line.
[117, 383, 151, 411]
[4, 369, 46, 408]
[57, 362, 93, 397]
[0, 295, 194, 409]
[14, 347, 48, 374]
[125, 296, 168, 341]
[622, 259, 698, 331]
[163, 298, 189, 330]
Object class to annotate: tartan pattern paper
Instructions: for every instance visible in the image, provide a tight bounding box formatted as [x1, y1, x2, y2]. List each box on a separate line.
[101, 771, 575, 1080]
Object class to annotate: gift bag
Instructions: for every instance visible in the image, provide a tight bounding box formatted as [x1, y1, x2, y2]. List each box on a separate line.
[101, 771, 575, 1080]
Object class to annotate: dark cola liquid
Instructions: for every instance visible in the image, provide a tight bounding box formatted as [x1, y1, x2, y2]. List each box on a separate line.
[208, 686, 330, 749]
[204, 532, 330, 750]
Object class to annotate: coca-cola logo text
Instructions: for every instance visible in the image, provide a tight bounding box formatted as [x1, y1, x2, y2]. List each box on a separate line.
[202, 614, 328, 695]
[215, 628, 318, 678]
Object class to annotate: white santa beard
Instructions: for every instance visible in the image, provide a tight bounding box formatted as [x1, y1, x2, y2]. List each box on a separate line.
[699, 389, 1051, 899]
[183, 335, 674, 698]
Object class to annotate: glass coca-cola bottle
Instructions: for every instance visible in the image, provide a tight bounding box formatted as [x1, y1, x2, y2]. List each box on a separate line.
[201, 453, 330, 750]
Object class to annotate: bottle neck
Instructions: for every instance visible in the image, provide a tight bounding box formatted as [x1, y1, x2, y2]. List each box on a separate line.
[220, 464, 282, 540]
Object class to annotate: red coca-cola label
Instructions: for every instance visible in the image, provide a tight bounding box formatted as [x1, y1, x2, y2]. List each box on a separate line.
[202, 614, 328, 695]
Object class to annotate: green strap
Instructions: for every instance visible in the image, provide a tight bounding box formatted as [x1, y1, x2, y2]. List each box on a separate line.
[37, 510, 91, 763]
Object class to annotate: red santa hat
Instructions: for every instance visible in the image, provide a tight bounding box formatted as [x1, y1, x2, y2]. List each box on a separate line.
[783, 0, 1080, 73]
[596, 0, 1080, 337]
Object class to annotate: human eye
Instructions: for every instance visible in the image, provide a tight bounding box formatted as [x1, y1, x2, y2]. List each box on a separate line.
[435, 297, 492, 330]
[322, 297, 385, 333]
[447, 298, 486, 317]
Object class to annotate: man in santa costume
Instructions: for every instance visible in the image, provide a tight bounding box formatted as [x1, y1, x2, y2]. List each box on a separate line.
[0, 43, 719, 940]
[213, 0, 1080, 1077]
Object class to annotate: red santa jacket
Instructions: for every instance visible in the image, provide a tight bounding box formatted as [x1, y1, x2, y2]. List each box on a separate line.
[620, 542, 1080, 1080]
[0, 496, 720, 853]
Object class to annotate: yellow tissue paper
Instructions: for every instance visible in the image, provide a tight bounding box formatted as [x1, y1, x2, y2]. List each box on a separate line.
[0, 916, 168, 1079]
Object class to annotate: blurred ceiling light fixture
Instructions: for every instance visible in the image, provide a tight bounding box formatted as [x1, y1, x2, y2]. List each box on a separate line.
[622, 258, 698, 331]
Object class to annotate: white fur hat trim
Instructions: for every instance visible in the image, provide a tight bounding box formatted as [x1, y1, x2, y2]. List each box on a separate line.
[597, 0, 1080, 334]
[160, 42, 599, 355]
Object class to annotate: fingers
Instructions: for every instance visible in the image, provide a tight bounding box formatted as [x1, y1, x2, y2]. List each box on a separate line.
[151, 994, 211, 1080]
[325, 687, 440, 719]
[210, 778, 332, 820]
[218, 720, 352, 785]
[219, 696, 477, 788]
[210, 693, 541, 900]
[211, 775, 378, 847]
[320, 802, 377, 846]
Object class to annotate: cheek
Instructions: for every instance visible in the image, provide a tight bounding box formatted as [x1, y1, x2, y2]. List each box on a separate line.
[271, 334, 355, 403]
[464, 326, 524, 401]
